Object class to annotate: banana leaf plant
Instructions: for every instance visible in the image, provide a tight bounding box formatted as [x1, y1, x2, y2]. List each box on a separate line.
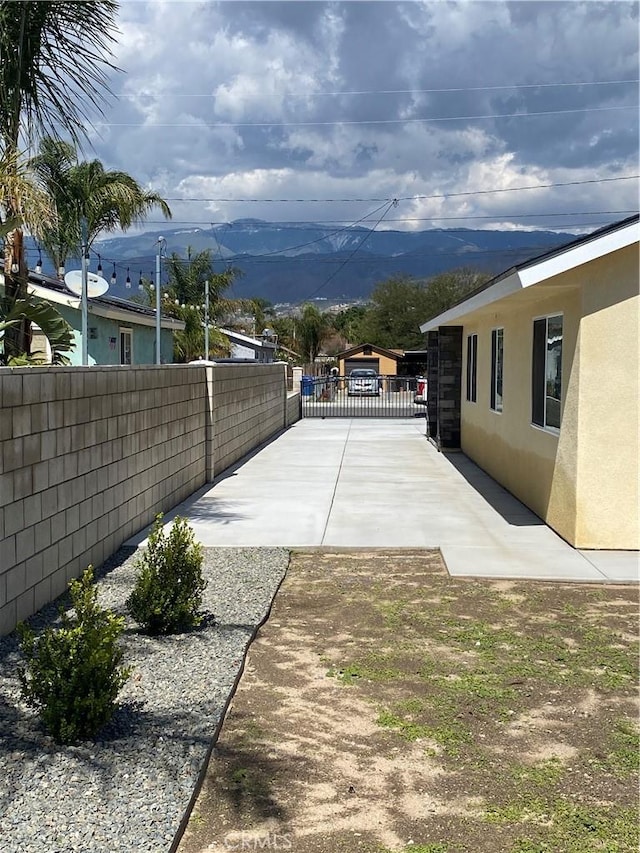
[0, 296, 74, 365]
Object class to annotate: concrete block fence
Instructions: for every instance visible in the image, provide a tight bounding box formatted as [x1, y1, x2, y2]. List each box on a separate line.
[0, 362, 299, 635]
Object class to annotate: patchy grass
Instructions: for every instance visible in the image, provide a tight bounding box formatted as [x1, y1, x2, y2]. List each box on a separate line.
[178, 551, 639, 853]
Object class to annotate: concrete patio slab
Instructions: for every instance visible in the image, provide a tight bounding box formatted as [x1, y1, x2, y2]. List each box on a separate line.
[126, 418, 638, 583]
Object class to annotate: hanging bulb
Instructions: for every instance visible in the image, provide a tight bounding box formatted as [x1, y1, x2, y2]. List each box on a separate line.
[11, 261, 19, 274]
[110, 263, 117, 286]
[35, 255, 42, 275]
[125, 267, 131, 289]
[97, 255, 103, 275]
[138, 271, 144, 290]
[57, 264, 65, 277]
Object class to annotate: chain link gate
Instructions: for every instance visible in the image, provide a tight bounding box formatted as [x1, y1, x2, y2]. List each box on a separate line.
[300, 375, 427, 418]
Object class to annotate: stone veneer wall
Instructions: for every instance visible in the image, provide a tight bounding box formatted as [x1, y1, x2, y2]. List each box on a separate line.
[436, 326, 463, 450]
[0, 363, 297, 635]
[426, 331, 439, 442]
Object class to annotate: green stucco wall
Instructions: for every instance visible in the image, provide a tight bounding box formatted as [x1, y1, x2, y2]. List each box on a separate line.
[57, 306, 175, 365]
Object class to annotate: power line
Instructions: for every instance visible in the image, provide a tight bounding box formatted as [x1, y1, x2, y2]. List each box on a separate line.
[162, 175, 639, 203]
[303, 200, 399, 300]
[95, 103, 637, 129]
[206, 242, 586, 266]
[140, 210, 636, 226]
[230, 201, 395, 259]
[113, 78, 640, 99]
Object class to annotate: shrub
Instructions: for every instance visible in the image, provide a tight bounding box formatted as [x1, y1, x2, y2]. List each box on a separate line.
[126, 514, 206, 634]
[18, 567, 130, 745]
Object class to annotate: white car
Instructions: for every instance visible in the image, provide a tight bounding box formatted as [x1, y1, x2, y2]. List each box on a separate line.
[348, 368, 380, 396]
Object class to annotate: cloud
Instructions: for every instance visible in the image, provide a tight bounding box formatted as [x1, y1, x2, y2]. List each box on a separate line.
[84, 0, 638, 234]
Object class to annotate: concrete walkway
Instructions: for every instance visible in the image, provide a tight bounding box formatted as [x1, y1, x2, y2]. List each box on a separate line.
[127, 419, 638, 583]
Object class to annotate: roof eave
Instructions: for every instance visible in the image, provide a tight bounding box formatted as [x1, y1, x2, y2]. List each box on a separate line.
[419, 216, 639, 332]
[420, 270, 522, 332]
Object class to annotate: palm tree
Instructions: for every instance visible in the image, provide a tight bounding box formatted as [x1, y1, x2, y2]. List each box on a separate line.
[0, 0, 119, 355]
[296, 304, 333, 372]
[157, 248, 243, 362]
[0, 147, 74, 362]
[31, 137, 172, 275]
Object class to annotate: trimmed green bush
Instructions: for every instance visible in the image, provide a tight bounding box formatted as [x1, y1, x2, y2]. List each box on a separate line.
[126, 514, 206, 634]
[18, 567, 131, 745]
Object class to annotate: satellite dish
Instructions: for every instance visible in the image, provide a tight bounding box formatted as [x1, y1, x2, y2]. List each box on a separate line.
[64, 269, 109, 298]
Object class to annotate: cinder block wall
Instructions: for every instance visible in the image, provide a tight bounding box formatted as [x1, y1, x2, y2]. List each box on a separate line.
[209, 363, 287, 476]
[286, 391, 301, 427]
[0, 363, 298, 635]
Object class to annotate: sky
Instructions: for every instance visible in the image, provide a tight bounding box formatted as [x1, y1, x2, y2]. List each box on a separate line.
[84, 0, 639, 236]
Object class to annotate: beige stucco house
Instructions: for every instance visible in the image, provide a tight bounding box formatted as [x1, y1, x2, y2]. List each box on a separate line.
[420, 214, 639, 550]
[336, 343, 403, 376]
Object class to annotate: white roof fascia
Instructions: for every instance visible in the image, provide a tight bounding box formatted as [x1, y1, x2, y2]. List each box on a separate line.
[420, 218, 639, 333]
[518, 218, 639, 287]
[26, 281, 185, 331]
[219, 328, 277, 351]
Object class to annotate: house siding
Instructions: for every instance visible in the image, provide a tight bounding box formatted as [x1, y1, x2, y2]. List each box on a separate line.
[55, 306, 175, 365]
[458, 243, 638, 549]
[574, 246, 639, 548]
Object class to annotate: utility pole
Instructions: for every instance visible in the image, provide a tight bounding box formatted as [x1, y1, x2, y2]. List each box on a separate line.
[81, 218, 89, 366]
[155, 237, 164, 364]
[204, 279, 209, 360]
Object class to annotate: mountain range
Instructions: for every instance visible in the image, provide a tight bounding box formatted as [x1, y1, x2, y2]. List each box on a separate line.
[62, 220, 575, 306]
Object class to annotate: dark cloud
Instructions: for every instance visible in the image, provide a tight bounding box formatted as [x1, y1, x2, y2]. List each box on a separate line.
[87, 0, 639, 233]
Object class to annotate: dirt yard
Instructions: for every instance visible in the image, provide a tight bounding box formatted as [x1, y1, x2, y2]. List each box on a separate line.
[177, 550, 639, 853]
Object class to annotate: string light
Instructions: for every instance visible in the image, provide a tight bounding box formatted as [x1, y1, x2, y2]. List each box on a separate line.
[111, 262, 117, 286]
[125, 267, 131, 288]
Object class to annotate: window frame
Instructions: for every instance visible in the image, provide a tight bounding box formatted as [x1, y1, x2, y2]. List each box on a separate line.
[466, 332, 478, 403]
[490, 327, 504, 413]
[119, 327, 133, 365]
[531, 313, 563, 433]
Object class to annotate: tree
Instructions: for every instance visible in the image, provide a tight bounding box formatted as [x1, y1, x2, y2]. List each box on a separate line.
[354, 275, 431, 350]
[354, 269, 490, 350]
[31, 136, 171, 276]
[295, 304, 333, 371]
[152, 248, 243, 362]
[0, 296, 74, 365]
[246, 297, 275, 337]
[0, 148, 74, 363]
[332, 303, 367, 347]
[421, 268, 490, 320]
[0, 0, 119, 355]
[271, 315, 299, 359]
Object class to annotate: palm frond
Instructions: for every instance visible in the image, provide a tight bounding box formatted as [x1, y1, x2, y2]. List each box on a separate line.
[0, 1, 120, 153]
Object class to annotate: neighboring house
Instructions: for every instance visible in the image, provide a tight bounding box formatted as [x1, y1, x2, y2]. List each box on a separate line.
[1, 266, 184, 365]
[218, 328, 277, 363]
[419, 214, 639, 550]
[336, 343, 403, 375]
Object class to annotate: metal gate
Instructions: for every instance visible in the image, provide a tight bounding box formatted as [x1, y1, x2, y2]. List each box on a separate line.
[300, 375, 427, 418]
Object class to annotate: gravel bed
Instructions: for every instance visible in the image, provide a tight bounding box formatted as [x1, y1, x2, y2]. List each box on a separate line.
[0, 546, 289, 853]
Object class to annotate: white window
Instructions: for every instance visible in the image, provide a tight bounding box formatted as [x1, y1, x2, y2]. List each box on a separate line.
[491, 328, 504, 412]
[532, 315, 562, 430]
[120, 328, 132, 365]
[466, 333, 477, 403]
